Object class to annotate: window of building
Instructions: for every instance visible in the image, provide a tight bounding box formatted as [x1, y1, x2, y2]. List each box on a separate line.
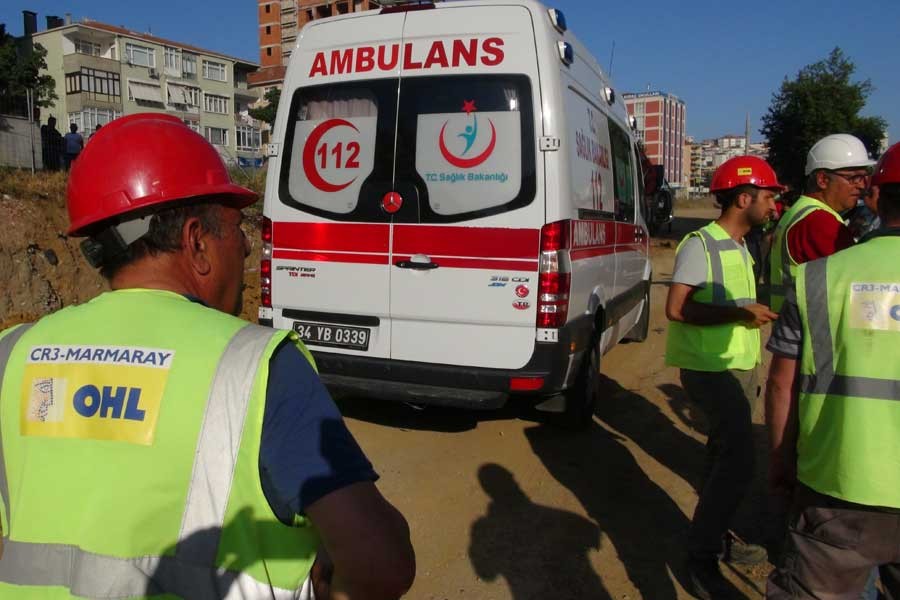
[74, 39, 101, 56]
[128, 79, 164, 104]
[266, 25, 271, 35]
[203, 93, 229, 114]
[265, 4, 271, 13]
[634, 101, 645, 116]
[182, 53, 197, 79]
[266, 48, 272, 57]
[164, 46, 181, 72]
[183, 119, 201, 133]
[68, 108, 120, 135]
[202, 59, 227, 82]
[65, 67, 121, 100]
[205, 126, 228, 146]
[236, 125, 262, 151]
[168, 83, 200, 106]
[125, 42, 156, 68]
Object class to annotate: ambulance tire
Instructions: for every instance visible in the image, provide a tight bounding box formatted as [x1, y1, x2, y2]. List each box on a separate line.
[624, 286, 650, 343]
[559, 339, 600, 430]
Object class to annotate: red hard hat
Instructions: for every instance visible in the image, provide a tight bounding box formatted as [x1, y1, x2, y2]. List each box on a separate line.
[67, 113, 257, 236]
[709, 155, 785, 193]
[871, 142, 900, 186]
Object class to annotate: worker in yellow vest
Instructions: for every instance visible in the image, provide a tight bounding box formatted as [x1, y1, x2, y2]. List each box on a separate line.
[766, 142, 900, 597]
[666, 155, 782, 599]
[0, 114, 415, 599]
[769, 134, 875, 312]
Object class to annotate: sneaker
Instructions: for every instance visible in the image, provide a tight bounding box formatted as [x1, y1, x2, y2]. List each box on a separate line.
[721, 534, 767, 566]
[686, 558, 738, 600]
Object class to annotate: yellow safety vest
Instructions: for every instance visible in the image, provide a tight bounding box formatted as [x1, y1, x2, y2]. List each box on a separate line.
[0, 289, 319, 599]
[666, 222, 760, 372]
[794, 233, 900, 508]
[769, 195, 844, 312]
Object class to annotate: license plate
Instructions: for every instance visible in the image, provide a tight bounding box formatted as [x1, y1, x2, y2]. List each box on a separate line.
[293, 321, 370, 351]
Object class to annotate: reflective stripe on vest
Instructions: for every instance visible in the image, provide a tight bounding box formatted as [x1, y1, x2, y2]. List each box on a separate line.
[0, 324, 33, 527]
[799, 258, 900, 400]
[697, 229, 754, 307]
[0, 323, 310, 599]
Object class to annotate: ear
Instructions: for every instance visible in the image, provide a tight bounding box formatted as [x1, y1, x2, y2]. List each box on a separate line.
[183, 216, 212, 276]
[736, 191, 753, 210]
[816, 170, 830, 191]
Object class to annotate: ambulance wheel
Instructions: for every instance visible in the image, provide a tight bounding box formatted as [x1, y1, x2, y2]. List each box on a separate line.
[559, 340, 600, 430]
[624, 285, 650, 343]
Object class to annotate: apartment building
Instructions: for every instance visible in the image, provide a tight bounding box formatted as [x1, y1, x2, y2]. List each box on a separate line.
[22, 11, 264, 166]
[249, 0, 379, 88]
[623, 91, 686, 188]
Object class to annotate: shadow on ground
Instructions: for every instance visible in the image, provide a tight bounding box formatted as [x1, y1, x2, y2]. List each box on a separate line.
[334, 393, 531, 434]
[468, 463, 611, 600]
[520, 417, 711, 600]
[597, 374, 707, 493]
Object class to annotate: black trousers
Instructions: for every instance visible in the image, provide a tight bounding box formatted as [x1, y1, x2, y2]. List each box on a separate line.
[681, 367, 759, 560]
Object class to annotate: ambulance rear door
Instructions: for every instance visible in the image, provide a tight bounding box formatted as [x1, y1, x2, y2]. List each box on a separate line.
[387, 4, 544, 369]
[269, 14, 405, 360]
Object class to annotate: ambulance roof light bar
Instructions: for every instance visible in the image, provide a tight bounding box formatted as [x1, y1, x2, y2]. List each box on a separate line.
[379, 0, 436, 13]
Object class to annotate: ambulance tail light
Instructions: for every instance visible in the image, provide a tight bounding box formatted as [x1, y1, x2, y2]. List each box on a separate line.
[261, 217, 272, 308]
[510, 376, 545, 392]
[537, 221, 571, 329]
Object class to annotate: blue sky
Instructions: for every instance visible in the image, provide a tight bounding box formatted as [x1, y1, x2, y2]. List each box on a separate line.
[3, 0, 898, 146]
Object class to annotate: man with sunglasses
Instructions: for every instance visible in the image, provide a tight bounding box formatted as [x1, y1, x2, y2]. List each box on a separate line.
[768, 134, 875, 313]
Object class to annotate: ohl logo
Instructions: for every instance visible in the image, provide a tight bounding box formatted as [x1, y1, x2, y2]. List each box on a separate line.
[439, 99, 497, 169]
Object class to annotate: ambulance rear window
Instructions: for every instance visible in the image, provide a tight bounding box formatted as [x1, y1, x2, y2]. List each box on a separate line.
[278, 75, 535, 223]
[397, 74, 536, 222]
[279, 80, 398, 222]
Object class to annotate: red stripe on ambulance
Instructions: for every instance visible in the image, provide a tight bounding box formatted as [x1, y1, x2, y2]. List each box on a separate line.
[273, 222, 390, 253]
[273, 249, 389, 265]
[393, 225, 539, 259]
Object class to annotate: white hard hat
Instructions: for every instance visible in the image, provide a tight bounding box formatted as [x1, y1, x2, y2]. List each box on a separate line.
[805, 134, 876, 175]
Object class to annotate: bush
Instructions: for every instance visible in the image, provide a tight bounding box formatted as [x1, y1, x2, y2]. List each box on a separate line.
[0, 168, 67, 204]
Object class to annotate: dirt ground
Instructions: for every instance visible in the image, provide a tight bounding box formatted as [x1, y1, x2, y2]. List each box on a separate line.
[0, 180, 778, 598]
[335, 205, 779, 600]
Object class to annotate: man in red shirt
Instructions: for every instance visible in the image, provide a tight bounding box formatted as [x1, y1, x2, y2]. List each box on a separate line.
[768, 134, 875, 312]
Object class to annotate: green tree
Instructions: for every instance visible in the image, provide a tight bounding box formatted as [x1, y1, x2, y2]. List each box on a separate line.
[0, 30, 57, 115]
[248, 87, 281, 128]
[760, 47, 886, 190]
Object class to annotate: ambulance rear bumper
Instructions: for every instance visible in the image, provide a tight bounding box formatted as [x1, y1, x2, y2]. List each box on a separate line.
[309, 314, 594, 409]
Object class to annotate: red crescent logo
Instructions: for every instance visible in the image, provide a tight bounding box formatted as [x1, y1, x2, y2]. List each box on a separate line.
[439, 120, 497, 169]
[302, 118, 359, 193]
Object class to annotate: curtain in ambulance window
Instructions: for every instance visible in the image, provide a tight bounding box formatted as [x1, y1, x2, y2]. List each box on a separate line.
[286, 88, 379, 215]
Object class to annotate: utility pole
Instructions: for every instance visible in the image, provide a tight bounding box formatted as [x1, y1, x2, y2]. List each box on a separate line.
[744, 112, 751, 154]
[26, 88, 36, 174]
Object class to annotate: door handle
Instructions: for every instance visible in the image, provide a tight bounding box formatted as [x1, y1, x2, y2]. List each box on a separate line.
[395, 254, 439, 270]
[396, 260, 439, 270]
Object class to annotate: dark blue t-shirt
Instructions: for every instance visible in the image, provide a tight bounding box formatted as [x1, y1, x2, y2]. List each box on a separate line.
[259, 341, 377, 523]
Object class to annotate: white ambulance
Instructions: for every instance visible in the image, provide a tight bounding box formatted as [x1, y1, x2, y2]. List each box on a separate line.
[259, 0, 652, 427]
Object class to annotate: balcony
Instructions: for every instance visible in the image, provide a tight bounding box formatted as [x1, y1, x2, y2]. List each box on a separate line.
[63, 52, 121, 75]
[65, 92, 123, 114]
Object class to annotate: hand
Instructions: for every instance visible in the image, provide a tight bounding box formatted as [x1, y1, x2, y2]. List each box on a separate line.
[741, 303, 778, 327]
